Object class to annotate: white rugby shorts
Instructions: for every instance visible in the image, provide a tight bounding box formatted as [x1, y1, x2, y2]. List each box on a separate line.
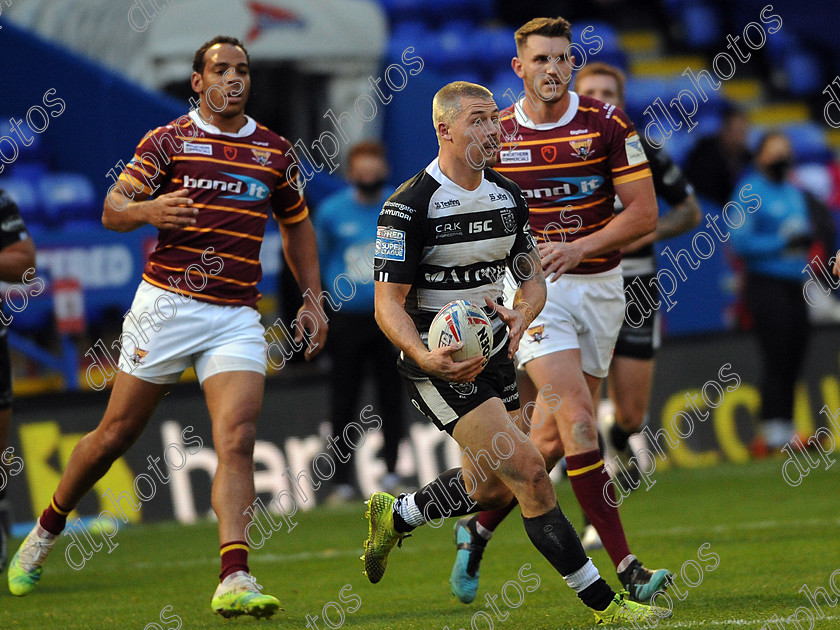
[505, 268, 625, 378]
[116, 281, 266, 384]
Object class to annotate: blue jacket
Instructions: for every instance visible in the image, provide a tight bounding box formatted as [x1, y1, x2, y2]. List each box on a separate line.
[729, 172, 811, 281]
[313, 186, 393, 313]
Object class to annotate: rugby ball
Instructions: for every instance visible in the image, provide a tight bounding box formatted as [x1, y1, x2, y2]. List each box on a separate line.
[428, 299, 492, 363]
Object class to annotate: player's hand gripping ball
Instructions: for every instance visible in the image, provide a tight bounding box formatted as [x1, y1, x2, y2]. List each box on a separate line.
[428, 300, 492, 364]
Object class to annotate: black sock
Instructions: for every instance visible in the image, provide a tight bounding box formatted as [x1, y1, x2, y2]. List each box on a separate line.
[609, 423, 633, 452]
[394, 468, 478, 533]
[522, 505, 615, 610]
[580, 579, 616, 611]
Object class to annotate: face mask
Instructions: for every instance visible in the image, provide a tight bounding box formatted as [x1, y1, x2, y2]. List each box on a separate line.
[355, 179, 386, 197]
[765, 158, 792, 182]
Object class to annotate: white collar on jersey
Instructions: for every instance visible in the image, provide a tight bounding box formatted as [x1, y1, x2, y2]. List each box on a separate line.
[188, 109, 257, 137]
[426, 157, 486, 193]
[513, 91, 579, 131]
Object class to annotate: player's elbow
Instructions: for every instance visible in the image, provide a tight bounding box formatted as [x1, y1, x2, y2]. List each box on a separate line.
[101, 191, 132, 231]
[685, 196, 703, 229]
[641, 206, 658, 236]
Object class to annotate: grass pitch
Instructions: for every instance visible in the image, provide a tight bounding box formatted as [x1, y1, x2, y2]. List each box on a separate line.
[2, 458, 838, 629]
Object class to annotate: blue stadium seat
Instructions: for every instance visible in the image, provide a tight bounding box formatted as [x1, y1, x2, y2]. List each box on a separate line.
[489, 70, 524, 109]
[784, 49, 824, 96]
[424, 0, 474, 25]
[425, 28, 480, 74]
[22, 220, 48, 241]
[38, 172, 97, 224]
[748, 124, 831, 164]
[462, 0, 494, 22]
[587, 49, 628, 72]
[624, 77, 675, 123]
[441, 68, 483, 87]
[379, 0, 426, 26]
[572, 21, 621, 55]
[0, 118, 50, 165]
[387, 21, 429, 62]
[0, 176, 41, 222]
[786, 123, 832, 163]
[470, 27, 517, 75]
[681, 2, 723, 49]
[764, 28, 797, 63]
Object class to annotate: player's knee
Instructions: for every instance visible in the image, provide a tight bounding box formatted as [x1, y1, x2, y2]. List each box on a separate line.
[94, 425, 137, 462]
[470, 483, 512, 509]
[566, 411, 598, 449]
[617, 407, 645, 433]
[520, 461, 551, 492]
[216, 421, 256, 459]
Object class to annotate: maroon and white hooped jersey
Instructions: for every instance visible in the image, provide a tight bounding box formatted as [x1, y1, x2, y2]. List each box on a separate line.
[118, 110, 308, 308]
[497, 92, 652, 274]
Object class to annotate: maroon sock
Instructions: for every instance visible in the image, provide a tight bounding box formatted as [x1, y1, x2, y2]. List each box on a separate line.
[39, 495, 71, 535]
[476, 498, 519, 533]
[220, 541, 249, 581]
[566, 450, 631, 568]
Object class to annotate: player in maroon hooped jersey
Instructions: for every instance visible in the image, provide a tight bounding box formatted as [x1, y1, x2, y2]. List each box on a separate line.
[449, 17, 674, 607]
[8, 37, 326, 619]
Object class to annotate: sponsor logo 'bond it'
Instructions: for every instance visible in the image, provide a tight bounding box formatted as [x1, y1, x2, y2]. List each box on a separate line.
[182, 173, 270, 201]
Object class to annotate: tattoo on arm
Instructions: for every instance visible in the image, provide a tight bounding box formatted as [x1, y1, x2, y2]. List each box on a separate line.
[656, 197, 702, 241]
[515, 247, 545, 288]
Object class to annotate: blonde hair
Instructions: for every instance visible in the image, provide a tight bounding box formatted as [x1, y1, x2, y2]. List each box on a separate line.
[432, 81, 494, 133]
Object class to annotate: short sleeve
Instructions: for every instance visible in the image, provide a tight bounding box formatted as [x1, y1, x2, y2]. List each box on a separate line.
[374, 197, 424, 284]
[271, 144, 309, 224]
[0, 190, 29, 250]
[604, 106, 652, 187]
[119, 127, 173, 196]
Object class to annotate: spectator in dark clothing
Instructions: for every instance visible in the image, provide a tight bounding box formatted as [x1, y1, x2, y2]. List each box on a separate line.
[685, 107, 752, 206]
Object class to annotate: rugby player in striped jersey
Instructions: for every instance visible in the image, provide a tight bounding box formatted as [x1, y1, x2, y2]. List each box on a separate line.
[8, 36, 326, 620]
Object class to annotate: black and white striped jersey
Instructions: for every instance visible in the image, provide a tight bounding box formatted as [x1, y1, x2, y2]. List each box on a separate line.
[374, 158, 537, 355]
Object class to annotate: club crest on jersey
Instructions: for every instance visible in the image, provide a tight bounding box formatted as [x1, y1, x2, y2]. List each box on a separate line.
[224, 146, 238, 160]
[526, 324, 548, 343]
[251, 149, 271, 166]
[500, 207, 516, 233]
[541, 145, 557, 162]
[570, 138, 593, 160]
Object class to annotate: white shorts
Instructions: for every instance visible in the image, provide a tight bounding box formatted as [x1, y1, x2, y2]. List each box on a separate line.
[506, 269, 625, 378]
[116, 281, 267, 385]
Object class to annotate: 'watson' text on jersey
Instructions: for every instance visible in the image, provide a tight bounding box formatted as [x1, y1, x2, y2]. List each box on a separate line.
[497, 92, 651, 274]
